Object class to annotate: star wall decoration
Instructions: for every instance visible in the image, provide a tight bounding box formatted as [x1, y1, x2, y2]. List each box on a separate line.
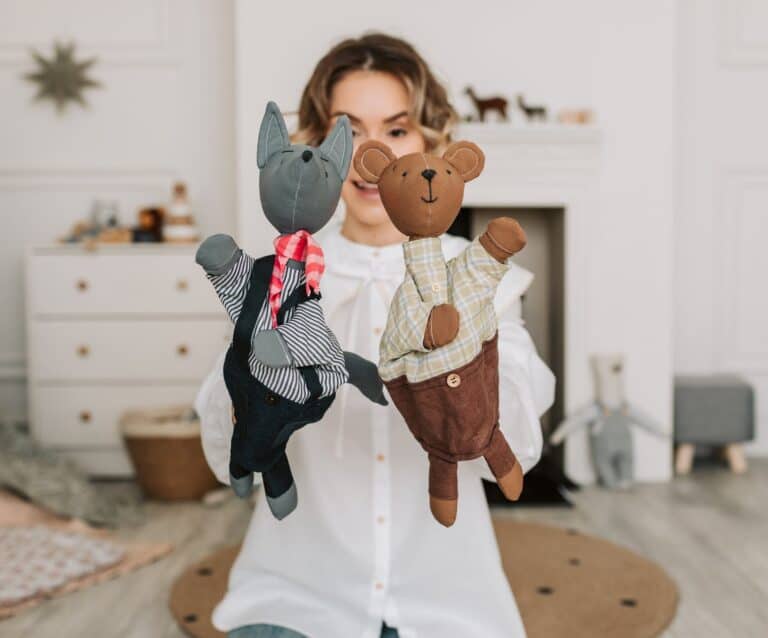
[24, 42, 101, 112]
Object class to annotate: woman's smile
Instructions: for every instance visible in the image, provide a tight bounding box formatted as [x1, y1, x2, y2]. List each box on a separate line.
[351, 179, 380, 200]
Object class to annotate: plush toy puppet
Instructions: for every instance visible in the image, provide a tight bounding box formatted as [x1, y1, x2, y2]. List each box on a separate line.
[353, 139, 528, 527]
[549, 354, 666, 488]
[196, 102, 386, 520]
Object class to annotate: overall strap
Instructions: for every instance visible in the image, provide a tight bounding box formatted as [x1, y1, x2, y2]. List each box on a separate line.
[232, 255, 274, 366]
[232, 256, 324, 401]
[276, 275, 323, 401]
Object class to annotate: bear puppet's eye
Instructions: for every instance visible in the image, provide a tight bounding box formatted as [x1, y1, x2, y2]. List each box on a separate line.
[402, 171, 408, 177]
[446, 169, 452, 175]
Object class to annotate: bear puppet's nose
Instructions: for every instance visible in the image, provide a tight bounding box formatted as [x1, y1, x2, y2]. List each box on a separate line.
[302, 150, 313, 162]
[421, 168, 436, 182]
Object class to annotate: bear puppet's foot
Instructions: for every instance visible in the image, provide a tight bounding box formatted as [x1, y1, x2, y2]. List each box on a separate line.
[480, 217, 527, 263]
[430, 495, 458, 527]
[497, 463, 524, 501]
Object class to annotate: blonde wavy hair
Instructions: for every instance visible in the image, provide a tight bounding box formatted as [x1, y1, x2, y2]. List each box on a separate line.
[293, 33, 458, 153]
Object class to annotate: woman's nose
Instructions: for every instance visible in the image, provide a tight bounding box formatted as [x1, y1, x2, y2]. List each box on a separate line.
[421, 168, 436, 182]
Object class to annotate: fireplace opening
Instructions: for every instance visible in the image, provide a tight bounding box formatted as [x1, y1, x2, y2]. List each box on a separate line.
[448, 206, 573, 506]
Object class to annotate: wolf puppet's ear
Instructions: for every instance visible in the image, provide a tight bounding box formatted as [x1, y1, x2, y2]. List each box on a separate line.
[319, 115, 353, 180]
[353, 140, 396, 184]
[257, 101, 290, 168]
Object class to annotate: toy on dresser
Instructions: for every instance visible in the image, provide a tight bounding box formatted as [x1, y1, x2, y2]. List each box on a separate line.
[353, 138, 528, 527]
[196, 102, 387, 520]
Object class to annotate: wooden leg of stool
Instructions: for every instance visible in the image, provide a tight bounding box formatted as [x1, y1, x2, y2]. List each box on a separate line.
[723, 444, 747, 474]
[675, 444, 695, 475]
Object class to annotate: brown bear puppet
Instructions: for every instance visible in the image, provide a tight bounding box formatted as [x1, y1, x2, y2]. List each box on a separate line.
[353, 139, 529, 527]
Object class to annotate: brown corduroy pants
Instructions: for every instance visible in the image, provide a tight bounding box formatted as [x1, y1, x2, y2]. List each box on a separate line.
[385, 334, 518, 500]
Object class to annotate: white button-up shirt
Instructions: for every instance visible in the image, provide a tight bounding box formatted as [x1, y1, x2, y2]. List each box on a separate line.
[195, 222, 555, 638]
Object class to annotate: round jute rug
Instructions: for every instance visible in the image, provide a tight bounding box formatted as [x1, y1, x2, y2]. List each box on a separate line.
[169, 519, 678, 638]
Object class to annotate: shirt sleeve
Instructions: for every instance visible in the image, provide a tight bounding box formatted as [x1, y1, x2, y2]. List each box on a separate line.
[380, 238, 451, 363]
[448, 236, 509, 310]
[466, 309, 555, 480]
[276, 299, 348, 370]
[206, 250, 254, 324]
[194, 349, 256, 486]
[379, 277, 433, 362]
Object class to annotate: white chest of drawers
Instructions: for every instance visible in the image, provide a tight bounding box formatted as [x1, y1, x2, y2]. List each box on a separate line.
[25, 244, 230, 476]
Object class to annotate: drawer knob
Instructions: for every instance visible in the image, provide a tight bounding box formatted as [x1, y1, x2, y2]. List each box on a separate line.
[76, 345, 90, 357]
[177, 344, 189, 356]
[79, 410, 92, 423]
[176, 279, 189, 291]
[76, 279, 89, 292]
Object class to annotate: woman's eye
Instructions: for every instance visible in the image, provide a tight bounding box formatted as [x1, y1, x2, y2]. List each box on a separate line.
[389, 128, 408, 138]
[351, 129, 360, 137]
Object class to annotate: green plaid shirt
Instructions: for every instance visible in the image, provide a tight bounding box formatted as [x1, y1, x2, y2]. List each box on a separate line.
[379, 236, 509, 383]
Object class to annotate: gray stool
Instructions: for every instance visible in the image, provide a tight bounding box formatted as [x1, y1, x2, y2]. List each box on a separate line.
[674, 375, 754, 474]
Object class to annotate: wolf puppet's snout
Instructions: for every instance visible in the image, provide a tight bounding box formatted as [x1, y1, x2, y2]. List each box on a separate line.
[302, 150, 313, 162]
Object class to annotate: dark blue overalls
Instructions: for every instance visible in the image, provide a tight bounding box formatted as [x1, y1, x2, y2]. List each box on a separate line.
[223, 255, 334, 516]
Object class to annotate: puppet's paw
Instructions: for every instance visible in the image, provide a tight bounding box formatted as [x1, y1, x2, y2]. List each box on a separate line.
[480, 217, 527, 262]
[266, 483, 298, 520]
[424, 304, 460, 349]
[230, 471, 254, 498]
[497, 463, 524, 501]
[195, 233, 240, 275]
[251, 330, 293, 368]
[430, 496, 458, 527]
[343, 351, 388, 406]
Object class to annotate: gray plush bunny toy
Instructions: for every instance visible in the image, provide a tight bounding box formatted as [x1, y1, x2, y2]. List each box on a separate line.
[549, 354, 666, 488]
[196, 101, 387, 520]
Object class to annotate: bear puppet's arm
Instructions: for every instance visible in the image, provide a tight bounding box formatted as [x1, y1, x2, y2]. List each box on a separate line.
[402, 237, 460, 350]
[379, 277, 439, 362]
[479, 218, 527, 264]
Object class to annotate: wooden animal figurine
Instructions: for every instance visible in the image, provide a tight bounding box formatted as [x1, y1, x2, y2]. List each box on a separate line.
[516, 93, 547, 121]
[353, 138, 528, 527]
[464, 86, 509, 122]
[549, 354, 667, 488]
[196, 102, 387, 520]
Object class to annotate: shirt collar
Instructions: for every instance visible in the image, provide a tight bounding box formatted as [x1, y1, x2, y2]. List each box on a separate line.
[318, 221, 405, 281]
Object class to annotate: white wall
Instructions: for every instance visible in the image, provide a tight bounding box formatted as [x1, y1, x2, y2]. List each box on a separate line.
[676, 0, 768, 456]
[234, 0, 678, 481]
[0, 0, 236, 421]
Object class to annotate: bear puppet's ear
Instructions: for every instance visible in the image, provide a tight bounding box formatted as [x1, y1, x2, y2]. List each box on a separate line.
[443, 141, 485, 183]
[353, 140, 396, 184]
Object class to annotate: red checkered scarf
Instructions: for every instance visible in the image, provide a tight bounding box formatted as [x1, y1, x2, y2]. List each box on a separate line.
[268, 230, 324, 328]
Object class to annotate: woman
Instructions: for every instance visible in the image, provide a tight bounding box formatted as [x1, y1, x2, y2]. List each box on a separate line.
[195, 33, 555, 638]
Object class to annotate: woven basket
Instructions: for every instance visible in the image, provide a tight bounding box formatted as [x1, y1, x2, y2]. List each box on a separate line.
[119, 405, 219, 501]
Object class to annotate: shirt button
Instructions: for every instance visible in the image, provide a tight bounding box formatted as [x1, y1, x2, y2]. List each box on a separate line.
[377, 515, 386, 524]
[447, 373, 461, 388]
[376, 454, 386, 462]
[431, 283, 441, 293]
[375, 582, 384, 590]
[373, 327, 382, 336]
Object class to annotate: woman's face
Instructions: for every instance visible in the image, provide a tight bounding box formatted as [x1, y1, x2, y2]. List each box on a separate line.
[327, 70, 426, 231]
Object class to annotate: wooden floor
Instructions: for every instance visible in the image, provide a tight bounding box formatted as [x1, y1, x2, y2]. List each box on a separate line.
[3, 461, 767, 638]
